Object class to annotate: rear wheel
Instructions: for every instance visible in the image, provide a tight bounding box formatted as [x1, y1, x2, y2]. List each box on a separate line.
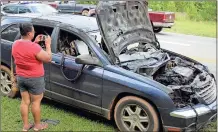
[153, 27, 163, 33]
[82, 9, 89, 16]
[114, 96, 159, 132]
[0, 65, 18, 98]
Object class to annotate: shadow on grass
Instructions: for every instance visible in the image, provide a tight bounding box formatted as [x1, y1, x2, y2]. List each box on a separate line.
[37, 97, 118, 130]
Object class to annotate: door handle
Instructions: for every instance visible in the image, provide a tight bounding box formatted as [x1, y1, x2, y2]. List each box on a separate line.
[51, 60, 60, 65]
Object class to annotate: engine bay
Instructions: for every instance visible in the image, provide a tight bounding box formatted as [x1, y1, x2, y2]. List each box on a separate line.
[119, 43, 216, 108]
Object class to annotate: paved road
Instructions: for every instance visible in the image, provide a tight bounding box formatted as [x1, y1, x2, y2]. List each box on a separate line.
[156, 32, 216, 77]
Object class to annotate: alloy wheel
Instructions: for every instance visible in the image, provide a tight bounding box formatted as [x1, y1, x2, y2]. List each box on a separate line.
[121, 104, 150, 131]
[1, 71, 12, 95]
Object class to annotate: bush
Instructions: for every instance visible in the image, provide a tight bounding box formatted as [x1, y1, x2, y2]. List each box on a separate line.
[77, 1, 216, 22]
[149, 1, 216, 22]
[78, 0, 98, 5]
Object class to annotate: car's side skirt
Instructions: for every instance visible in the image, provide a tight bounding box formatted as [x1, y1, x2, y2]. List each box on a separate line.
[44, 90, 110, 119]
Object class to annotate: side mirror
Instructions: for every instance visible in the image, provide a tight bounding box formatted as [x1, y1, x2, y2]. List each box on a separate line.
[75, 54, 101, 66]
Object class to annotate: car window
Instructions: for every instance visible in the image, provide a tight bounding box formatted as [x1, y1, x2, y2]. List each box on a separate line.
[18, 6, 31, 14]
[58, 29, 92, 57]
[1, 24, 20, 42]
[32, 24, 55, 49]
[3, 6, 18, 14]
[30, 4, 57, 14]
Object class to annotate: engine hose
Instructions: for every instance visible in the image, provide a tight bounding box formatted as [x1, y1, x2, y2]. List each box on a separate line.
[60, 64, 84, 82]
[60, 54, 84, 82]
[189, 104, 199, 131]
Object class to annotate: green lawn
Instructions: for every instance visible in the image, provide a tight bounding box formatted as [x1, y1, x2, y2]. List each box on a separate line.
[1, 96, 216, 131]
[1, 96, 116, 131]
[163, 13, 216, 38]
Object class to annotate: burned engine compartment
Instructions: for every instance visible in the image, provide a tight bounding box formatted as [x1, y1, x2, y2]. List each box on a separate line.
[119, 43, 216, 108]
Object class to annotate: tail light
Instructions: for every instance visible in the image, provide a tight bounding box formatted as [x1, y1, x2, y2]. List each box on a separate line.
[49, 4, 57, 9]
[163, 14, 166, 22]
[163, 13, 175, 22]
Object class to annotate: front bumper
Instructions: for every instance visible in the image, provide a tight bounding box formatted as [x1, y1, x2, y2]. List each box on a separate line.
[161, 100, 217, 132]
[153, 22, 174, 28]
[170, 100, 216, 119]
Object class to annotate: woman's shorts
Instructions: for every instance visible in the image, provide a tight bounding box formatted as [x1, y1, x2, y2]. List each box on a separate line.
[16, 76, 45, 95]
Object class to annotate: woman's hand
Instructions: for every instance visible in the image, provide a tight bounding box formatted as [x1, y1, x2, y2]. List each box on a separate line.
[45, 35, 51, 48]
[34, 35, 42, 43]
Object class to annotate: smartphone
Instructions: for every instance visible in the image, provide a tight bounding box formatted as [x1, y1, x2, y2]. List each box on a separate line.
[38, 35, 46, 48]
[39, 35, 46, 41]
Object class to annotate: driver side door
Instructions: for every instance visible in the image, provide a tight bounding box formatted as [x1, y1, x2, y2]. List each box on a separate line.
[49, 27, 103, 113]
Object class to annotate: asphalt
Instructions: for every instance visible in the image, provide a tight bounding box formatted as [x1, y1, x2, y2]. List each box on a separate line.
[156, 32, 217, 78]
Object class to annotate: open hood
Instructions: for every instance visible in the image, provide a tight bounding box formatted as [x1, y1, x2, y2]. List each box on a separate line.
[96, 1, 158, 62]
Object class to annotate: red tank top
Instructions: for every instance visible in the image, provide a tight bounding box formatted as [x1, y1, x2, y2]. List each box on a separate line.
[12, 40, 44, 77]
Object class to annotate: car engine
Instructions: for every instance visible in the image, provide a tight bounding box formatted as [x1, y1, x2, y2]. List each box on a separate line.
[120, 43, 216, 108]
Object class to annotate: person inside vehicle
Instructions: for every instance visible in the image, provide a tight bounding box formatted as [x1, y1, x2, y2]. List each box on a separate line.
[12, 23, 52, 131]
[59, 38, 77, 56]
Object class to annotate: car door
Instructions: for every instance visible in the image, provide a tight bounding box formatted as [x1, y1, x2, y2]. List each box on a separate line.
[57, 1, 76, 13]
[49, 26, 103, 113]
[0, 22, 52, 97]
[3, 21, 56, 98]
[1, 23, 20, 66]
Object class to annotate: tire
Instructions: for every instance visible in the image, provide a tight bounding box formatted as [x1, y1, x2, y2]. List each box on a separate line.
[82, 9, 89, 16]
[0, 65, 19, 98]
[90, 13, 96, 17]
[114, 96, 159, 132]
[153, 27, 163, 33]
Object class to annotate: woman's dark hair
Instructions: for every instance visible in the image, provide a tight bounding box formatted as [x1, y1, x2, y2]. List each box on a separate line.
[19, 23, 33, 36]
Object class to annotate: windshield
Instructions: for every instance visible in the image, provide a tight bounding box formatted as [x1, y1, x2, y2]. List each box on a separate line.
[30, 4, 58, 14]
[88, 31, 114, 64]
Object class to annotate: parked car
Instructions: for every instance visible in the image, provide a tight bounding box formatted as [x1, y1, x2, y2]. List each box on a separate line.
[47, 0, 96, 16]
[0, 1, 216, 132]
[1, 3, 58, 15]
[88, 8, 175, 33]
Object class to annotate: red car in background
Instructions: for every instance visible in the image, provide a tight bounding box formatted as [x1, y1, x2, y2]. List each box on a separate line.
[149, 10, 175, 33]
[88, 8, 175, 33]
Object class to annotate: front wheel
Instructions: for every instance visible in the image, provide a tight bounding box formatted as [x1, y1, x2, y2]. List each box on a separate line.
[153, 27, 163, 33]
[114, 96, 159, 132]
[0, 65, 19, 98]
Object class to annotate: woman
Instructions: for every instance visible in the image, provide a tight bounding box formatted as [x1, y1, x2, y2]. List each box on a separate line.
[12, 23, 52, 131]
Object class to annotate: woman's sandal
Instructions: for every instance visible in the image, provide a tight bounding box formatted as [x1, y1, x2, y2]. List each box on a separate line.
[33, 122, 48, 131]
[22, 123, 34, 132]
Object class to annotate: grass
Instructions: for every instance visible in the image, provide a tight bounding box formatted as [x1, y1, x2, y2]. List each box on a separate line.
[163, 13, 216, 38]
[1, 96, 217, 131]
[1, 96, 116, 131]
[200, 122, 217, 132]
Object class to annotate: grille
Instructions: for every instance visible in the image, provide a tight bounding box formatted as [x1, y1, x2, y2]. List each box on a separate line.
[196, 79, 216, 105]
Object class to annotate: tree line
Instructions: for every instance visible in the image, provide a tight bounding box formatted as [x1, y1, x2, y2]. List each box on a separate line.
[78, 1, 216, 22]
